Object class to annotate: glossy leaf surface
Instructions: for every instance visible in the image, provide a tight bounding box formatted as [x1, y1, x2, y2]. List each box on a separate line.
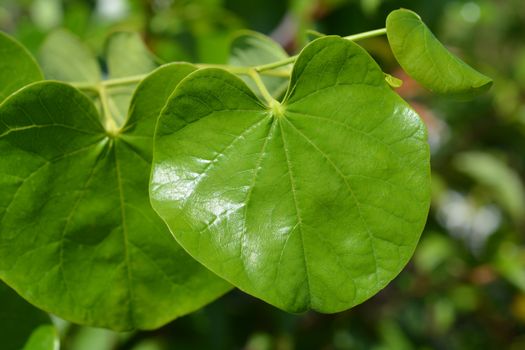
[229, 30, 290, 99]
[0, 281, 58, 350]
[151, 37, 431, 312]
[0, 32, 43, 103]
[0, 64, 230, 331]
[386, 9, 492, 99]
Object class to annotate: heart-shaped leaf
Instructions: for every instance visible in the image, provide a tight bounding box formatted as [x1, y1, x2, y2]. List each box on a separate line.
[386, 9, 492, 99]
[229, 30, 290, 98]
[151, 36, 431, 313]
[0, 63, 230, 331]
[0, 281, 58, 350]
[0, 32, 43, 103]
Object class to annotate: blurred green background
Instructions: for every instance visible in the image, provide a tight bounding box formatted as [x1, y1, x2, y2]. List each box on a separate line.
[1, 0, 525, 349]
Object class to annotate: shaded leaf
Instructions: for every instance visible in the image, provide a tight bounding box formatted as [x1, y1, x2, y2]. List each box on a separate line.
[0, 281, 58, 350]
[453, 151, 525, 221]
[386, 9, 492, 99]
[0, 63, 230, 331]
[104, 32, 159, 127]
[229, 30, 290, 99]
[151, 37, 430, 313]
[38, 29, 101, 83]
[0, 31, 43, 103]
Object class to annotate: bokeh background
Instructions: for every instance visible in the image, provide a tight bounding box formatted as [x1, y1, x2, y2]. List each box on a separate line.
[1, 0, 524, 349]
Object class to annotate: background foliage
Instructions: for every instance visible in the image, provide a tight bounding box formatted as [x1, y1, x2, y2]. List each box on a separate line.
[1, 0, 524, 349]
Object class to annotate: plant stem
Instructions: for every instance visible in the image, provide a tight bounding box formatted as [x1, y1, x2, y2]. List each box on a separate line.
[70, 28, 387, 94]
[248, 70, 274, 105]
[71, 67, 290, 92]
[103, 74, 147, 88]
[255, 27, 387, 72]
[98, 84, 119, 135]
[343, 28, 386, 42]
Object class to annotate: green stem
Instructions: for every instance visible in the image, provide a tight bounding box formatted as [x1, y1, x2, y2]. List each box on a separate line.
[98, 84, 119, 135]
[71, 66, 290, 92]
[102, 74, 146, 88]
[254, 57, 296, 74]
[255, 27, 387, 72]
[248, 70, 274, 105]
[70, 28, 387, 94]
[343, 28, 386, 41]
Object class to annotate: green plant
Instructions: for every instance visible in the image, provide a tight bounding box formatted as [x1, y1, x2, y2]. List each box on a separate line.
[0, 8, 491, 346]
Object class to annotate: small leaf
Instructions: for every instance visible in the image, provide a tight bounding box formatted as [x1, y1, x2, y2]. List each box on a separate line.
[386, 9, 492, 99]
[384, 73, 403, 88]
[38, 29, 101, 83]
[0, 64, 230, 331]
[229, 30, 290, 99]
[0, 32, 43, 103]
[0, 281, 58, 350]
[151, 36, 430, 313]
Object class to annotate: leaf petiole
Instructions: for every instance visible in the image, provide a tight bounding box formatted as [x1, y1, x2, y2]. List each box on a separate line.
[97, 83, 119, 135]
[71, 28, 387, 99]
[248, 69, 275, 105]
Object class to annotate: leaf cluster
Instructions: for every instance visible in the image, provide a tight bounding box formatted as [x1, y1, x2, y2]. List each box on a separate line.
[0, 8, 491, 347]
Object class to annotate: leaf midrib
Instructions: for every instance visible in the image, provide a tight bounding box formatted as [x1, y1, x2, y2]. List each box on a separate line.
[281, 116, 380, 289]
[277, 119, 312, 308]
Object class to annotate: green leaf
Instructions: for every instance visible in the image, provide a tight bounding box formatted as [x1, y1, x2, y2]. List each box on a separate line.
[0, 281, 58, 350]
[0, 32, 43, 103]
[384, 73, 403, 88]
[151, 36, 431, 313]
[105, 32, 159, 127]
[38, 30, 160, 129]
[22, 325, 58, 350]
[0, 63, 230, 331]
[38, 29, 101, 83]
[453, 151, 525, 221]
[106, 32, 158, 79]
[229, 30, 290, 99]
[386, 9, 492, 99]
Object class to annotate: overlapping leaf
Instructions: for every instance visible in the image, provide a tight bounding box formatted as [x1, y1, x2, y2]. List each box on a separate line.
[105, 32, 160, 126]
[229, 30, 290, 99]
[151, 36, 431, 312]
[0, 32, 43, 103]
[386, 9, 492, 99]
[0, 281, 58, 350]
[0, 63, 230, 331]
[38, 30, 158, 127]
[38, 29, 101, 83]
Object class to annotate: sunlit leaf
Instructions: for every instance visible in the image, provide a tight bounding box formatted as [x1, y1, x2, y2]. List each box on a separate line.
[151, 37, 430, 312]
[386, 9, 492, 99]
